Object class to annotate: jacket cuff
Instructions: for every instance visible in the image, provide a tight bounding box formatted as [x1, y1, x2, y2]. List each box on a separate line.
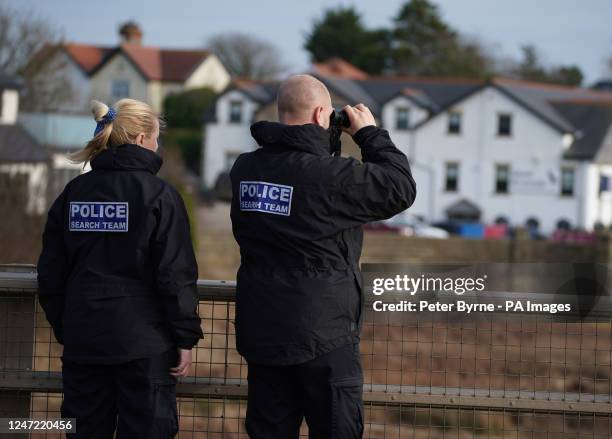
[176, 335, 202, 350]
[352, 125, 379, 148]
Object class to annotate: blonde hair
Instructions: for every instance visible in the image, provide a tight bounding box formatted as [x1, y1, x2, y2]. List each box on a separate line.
[68, 99, 165, 168]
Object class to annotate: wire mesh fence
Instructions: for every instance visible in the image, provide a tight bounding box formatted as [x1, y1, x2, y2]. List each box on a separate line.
[0, 265, 611, 438]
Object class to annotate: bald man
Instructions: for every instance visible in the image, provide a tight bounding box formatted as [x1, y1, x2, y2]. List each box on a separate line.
[230, 74, 417, 438]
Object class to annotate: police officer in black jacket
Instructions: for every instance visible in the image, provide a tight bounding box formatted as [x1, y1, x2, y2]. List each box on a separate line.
[230, 75, 417, 438]
[37, 99, 204, 438]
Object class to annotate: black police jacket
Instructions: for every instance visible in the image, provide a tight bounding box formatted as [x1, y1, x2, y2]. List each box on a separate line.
[230, 122, 417, 365]
[37, 143, 204, 364]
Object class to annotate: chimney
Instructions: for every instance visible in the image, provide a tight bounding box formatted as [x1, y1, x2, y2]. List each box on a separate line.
[119, 21, 143, 45]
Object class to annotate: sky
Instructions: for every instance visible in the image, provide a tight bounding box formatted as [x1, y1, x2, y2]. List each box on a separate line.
[5, 0, 612, 84]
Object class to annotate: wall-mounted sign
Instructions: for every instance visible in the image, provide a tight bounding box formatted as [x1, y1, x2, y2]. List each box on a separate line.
[510, 167, 559, 195]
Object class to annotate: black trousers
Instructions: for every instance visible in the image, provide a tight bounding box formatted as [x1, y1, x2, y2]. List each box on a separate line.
[60, 348, 179, 439]
[245, 342, 364, 439]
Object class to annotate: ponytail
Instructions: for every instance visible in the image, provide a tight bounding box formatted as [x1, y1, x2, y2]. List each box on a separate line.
[67, 98, 162, 169]
[67, 100, 114, 169]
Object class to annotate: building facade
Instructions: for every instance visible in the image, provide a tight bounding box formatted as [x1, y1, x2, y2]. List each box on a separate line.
[35, 21, 231, 113]
[202, 62, 612, 235]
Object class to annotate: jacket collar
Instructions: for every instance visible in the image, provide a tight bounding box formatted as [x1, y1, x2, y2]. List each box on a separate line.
[90, 144, 163, 175]
[250, 121, 331, 156]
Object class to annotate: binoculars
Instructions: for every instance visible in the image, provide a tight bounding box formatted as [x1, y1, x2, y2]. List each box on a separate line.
[329, 109, 351, 130]
[329, 109, 350, 157]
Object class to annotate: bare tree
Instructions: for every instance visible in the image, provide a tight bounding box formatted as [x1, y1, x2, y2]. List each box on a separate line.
[0, 3, 73, 111]
[206, 32, 287, 80]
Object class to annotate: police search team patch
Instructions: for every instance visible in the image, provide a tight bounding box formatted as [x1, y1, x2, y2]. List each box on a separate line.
[239, 181, 293, 216]
[69, 201, 129, 232]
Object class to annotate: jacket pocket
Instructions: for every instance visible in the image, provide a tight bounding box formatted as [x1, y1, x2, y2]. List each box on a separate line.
[330, 376, 364, 438]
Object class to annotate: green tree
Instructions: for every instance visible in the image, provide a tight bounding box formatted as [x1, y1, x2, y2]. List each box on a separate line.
[550, 66, 583, 86]
[390, 0, 492, 78]
[515, 45, 583, 86]
[162, 87, 217, 175]
[516, 45, 549, 82]
[304, 7, 390, 74]
[163, 87, 216, 129]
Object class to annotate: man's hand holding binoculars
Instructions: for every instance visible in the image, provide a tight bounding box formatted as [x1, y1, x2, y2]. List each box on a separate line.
[342, 103, 376, 136]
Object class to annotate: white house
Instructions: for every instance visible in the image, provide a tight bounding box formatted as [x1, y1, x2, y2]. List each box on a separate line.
[202, 60, 612, 235]
[35, 21, 231, 113]
[0, 74, 49, 214]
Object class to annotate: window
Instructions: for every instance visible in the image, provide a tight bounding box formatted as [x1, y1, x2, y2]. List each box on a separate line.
[229, 101, 242, 124]
[599, 174, 610, 194]
[495, 164, 510, 194]
[497, 113, 512, 136]
[395, 107, 410, 130]
[444, 162, 459, 192]
[448, 111, 462, 134]
[561, 167, 574, 196]
[111, 80, 130, 99]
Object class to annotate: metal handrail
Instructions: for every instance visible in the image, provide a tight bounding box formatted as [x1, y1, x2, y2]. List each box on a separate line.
[0, 266, 611, 415]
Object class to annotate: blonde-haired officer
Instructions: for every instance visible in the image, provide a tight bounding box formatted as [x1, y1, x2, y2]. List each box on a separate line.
[37, 99, 204, 438]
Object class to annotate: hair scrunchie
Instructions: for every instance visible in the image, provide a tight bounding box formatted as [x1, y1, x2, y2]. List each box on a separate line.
[93, 107, 117, 136]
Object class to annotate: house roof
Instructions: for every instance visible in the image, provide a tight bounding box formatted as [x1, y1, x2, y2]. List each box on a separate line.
[90, 44, 211, 82]
[64, 43, 113, 74]
[0, 125, 48, 162]
[231, 78, 280, 103]
[552, 101, 612, 162]
[491, 78, 612, 134]
[360, 77, 482, 112]
[61, 42, 212, 82]
[117, 44, 211, 81]
[0, 73, 22, 90]
[210, 58, 612, 162]
[309, 74, 379, 113]
[202, 79, 281, 123]
[312, 58, 369, 80]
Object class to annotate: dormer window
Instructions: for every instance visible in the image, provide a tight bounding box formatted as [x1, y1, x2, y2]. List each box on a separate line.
[229, 101, 243, 124]
[395, 107, 410, 130]
[448, 111, 462, 134]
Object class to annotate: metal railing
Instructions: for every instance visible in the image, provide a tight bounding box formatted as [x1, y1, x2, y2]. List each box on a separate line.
[1, 265, 611, 438]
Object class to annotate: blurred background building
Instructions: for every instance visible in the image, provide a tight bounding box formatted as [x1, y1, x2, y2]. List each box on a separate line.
[1, 0, 612, 248]
[204, 61, 612, 235]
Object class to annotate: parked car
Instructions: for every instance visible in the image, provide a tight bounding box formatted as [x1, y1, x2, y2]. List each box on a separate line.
[365, 213, 449, 238]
